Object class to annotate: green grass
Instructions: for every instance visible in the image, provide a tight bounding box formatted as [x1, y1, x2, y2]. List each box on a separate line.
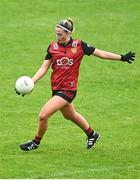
[0, 0, 140, 178]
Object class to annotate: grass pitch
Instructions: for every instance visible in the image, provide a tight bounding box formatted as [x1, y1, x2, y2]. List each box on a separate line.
[0, 0, 140, 178]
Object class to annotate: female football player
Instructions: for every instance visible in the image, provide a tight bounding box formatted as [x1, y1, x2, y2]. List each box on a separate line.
[19, 18, 135, 151]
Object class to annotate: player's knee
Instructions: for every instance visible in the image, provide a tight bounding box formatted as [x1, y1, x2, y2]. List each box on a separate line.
[38, 111, 49, 121]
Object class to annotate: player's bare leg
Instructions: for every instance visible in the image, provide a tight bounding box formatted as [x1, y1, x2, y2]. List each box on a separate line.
[60, 103, 100, 149]
[36, 95, 69, 138]
[20, 96, 69, 151]
[60, 103, 90, 130]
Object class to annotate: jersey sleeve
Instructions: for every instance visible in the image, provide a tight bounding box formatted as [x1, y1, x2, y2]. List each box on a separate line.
[81, 41, 95, 56]
[44, 45, 52, 60]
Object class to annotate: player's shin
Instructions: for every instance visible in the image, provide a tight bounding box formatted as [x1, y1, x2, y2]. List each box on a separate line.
[35, 118, 48, 142]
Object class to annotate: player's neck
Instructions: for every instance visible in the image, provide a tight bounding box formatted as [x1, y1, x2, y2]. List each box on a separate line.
[60, 37, 72, 46]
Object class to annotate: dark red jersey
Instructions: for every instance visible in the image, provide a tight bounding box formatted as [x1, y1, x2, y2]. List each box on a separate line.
[45, 38, 95, 90]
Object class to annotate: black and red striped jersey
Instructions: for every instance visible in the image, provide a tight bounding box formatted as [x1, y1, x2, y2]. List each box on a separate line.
[45, 38, 95, 90]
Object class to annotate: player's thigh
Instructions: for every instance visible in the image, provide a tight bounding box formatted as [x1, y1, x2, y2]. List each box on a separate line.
[39, 95, 69, 119]
[60, 103, 76, 119]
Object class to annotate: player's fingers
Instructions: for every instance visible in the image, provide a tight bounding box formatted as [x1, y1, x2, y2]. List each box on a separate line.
[130, 58, 134, 61]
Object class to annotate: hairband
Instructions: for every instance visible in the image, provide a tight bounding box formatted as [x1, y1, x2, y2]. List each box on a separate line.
[57, 24, 71, 33]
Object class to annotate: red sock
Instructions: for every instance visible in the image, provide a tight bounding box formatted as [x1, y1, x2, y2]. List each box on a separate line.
[84, 127, 94, 137]
[33, 135, 42, 144]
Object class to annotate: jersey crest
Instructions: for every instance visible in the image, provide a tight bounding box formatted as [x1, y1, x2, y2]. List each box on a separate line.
[71, 40, 78, 53]
[71, 48, 77, 54]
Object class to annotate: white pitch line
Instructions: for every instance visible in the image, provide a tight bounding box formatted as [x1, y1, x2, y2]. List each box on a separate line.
[47, 163, 140, 178]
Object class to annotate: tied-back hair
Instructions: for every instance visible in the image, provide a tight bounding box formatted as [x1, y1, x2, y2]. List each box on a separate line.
[57, 18, 74, 33]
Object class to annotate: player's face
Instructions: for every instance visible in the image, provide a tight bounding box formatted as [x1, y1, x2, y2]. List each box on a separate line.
[55, 27, 70, 44]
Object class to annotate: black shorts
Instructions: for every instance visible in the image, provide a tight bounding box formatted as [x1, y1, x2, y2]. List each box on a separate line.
[52, 90, 77, 103]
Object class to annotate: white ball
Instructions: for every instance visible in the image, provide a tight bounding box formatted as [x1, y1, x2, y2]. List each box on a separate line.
[15, 76, 34, 95]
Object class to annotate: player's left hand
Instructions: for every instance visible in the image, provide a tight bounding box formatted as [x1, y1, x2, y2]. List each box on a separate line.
[15, 89, 25, 97]
[121, 51, 135, 64]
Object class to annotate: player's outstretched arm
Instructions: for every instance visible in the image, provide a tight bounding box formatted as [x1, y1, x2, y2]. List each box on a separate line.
[93, 48, 135, 64]
[32, 60, 51, 83]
